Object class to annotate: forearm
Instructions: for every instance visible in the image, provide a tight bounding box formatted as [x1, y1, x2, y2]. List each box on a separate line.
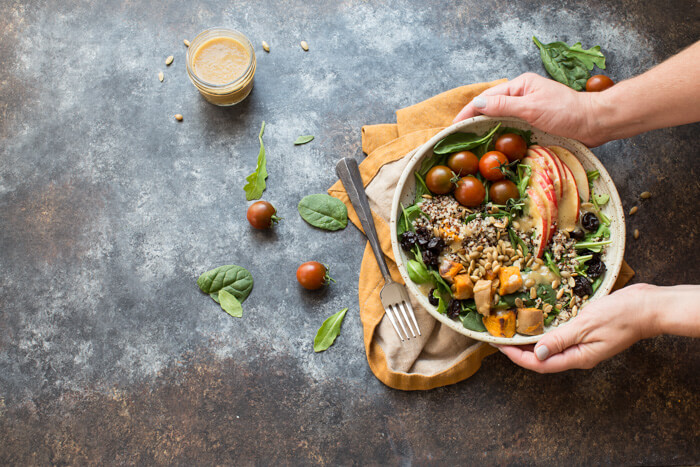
[590, 41, 700, 143]
[643, 285, 700, 338]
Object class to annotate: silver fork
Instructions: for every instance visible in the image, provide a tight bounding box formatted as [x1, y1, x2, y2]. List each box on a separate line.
[336, 158, 421, 341]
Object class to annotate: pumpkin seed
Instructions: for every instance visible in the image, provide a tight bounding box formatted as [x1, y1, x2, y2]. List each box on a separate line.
[634, 229, 640, 239]
[469, 251, 480, 260]
[629, 206, 638, 215]
[493, 294, 500, 305]
[572, 305, 579, 316]
[568, 277, 576, 288]
[158, 71, 164, 82]
[524, 278, 535, 288]
[560, 270, 571, 278]
[530, 287, 537, 300]
[165, 55, 174, 66]
[476, 245, 484, 252]
[512, 221, 520, 229]
[552, 278, 561, 289]
[183, 39, 190, 47]
[175, 114, 183, 121]
[262, 41, 270, 52]
[555, 303, 562, 310]
[422, 194, 432, 199]
[543, 304, 553, 314]
[515, 298, 524, 308]
[556, 288, 565, 300]
[531, 262, 541, 271]
[493, 263, 501, 274]
[300, 40, 309, 51]
[640, 191, 651, 199]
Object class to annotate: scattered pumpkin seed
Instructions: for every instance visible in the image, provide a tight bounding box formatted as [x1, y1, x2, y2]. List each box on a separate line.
[165, 55, 174, 66]
[530, 287, 537, 300]
[629, 206, 638, 215]
[262, 41, 270, 52]
[556, 288, 565, 300]
[183, 39, 190, 47]
[543, 304, 553, 314]
[572, 305, 579, 317]
[158, 71, 164, 82]
[552, 278, 561, 289]
[634, 229, 640, 239]
[640, 191, 652, 199]
[300, 40, 309, 51]
[175, 114, 183, 121]
[568, 277, 576, 288]
[560, 270, 571, 278]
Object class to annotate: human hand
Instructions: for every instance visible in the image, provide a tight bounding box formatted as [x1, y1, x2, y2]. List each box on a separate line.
[494, 284, 659, 373]
[454, 73, 608, 147]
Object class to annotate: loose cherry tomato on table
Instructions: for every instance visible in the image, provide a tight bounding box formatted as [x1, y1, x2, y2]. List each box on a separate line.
[489, 180, 519, 205]
[425, 165, 456, 194]
[479, 151, 509, 181]
[246, 201, 280, 229]
[454, 176, 486, 207]
[495, 133, 527, 161]
[447, 151, 479, 176]
[586, 75, 614, 92]
[296, 261, 334, 290]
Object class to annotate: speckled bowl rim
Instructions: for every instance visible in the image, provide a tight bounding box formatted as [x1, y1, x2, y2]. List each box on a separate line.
[389, 116, 626, 345]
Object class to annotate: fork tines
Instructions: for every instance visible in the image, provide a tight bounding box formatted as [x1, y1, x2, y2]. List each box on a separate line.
[384, 300, 420, 341]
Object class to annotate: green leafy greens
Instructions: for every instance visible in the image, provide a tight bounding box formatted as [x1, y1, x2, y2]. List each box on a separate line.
[432, 123, 502, 154]
[298, 194, 348, 231]
[314, 308, 348, 352]
[218, 289, 243, 318]
[294, 135, 314, 145]
[244, 122, 268, 201]
[462, 311, 487, 332]
[197, 264, 254, 304]
[532, 37, 606, 91]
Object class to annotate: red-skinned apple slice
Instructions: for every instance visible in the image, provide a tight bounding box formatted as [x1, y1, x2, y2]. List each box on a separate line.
[524, 187, 548, 258]
[557, 162, 580, 231]
[548, 145, 589, 202]
[529, 146, 564, 200]
[529, 173, 557, 243]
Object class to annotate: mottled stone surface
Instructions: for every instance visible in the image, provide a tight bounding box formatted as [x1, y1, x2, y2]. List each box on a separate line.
[0, 0, 698, 464]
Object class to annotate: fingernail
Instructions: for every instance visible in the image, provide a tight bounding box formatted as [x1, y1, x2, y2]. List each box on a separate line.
[472, 96, 487, 108]
[535, 345, 550, 361]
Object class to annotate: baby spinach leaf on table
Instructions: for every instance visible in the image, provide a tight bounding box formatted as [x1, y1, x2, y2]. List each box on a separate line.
[244, 121, 268, 201]
[532, 37, 592, 91]
[462, 311, 487, 332]
[433, 123, 501, 154]
[298, 194, 348, 231]
[197, 264, 254, 304]
[294, 135, 314, 145]
[314, 308, 348, 352]
[218, 289, 243, 318]
[562, 42, 606, 70]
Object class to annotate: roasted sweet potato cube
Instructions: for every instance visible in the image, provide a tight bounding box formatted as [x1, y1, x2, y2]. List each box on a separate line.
[498, 266, 523, 296]
[516, 307, 544, 335]
[439, 260, 464, 284]
[451, 273, 474, 299]
[484, 309, 516, 338]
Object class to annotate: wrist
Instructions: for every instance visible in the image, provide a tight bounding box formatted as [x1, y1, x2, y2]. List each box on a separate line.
[583, 90, 616, 147]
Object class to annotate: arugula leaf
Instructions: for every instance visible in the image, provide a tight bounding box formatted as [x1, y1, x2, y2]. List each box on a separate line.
[562, 42, 606, 70]
[575, 239, 612, 253]
[544, 314, 556, 326]
[244, 122, 268, 201]
[298, 194, 348, 230]
[433, 123, 501, 154]
[294, 135, 314, 145]
[398, 203, 427, 235]
[314, 308, 348, 352]
[544, 251, 561, 277]
[517, 164, 532, 199]
[414, 172, 431, 202]
[436, 293, 447, 314]
[507, 227, 530, 257]
[591, 276, 604, 292]
[593, 193, 610, 205]
[532, 37, 599, 91]
[586, 169, 600, 182]
[218, 289, 243, 318]
[197, 265, 254, 304]
[462, 311, 487, 332]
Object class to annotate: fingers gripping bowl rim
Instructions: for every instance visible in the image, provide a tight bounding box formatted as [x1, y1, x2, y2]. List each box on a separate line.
[389, 116, 626, 345]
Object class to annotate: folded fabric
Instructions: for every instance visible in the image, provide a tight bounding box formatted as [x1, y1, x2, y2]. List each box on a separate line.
[329, 81, 635, 390]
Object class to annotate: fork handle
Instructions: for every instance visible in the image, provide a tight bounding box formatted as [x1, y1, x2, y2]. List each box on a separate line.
[336, 157, 393, 283]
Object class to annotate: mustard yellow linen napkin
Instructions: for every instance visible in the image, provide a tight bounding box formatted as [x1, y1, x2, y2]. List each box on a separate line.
[329, 81, 636, 390]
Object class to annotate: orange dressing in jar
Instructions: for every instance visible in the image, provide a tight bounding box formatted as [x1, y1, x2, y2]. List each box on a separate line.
[186, 28, 256, 106]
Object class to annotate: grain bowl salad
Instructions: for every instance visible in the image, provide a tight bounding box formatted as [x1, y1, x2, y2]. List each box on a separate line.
[397, 123, 612, 337]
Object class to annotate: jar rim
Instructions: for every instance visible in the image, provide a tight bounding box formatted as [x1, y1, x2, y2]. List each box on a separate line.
[186, 27, 255, 90]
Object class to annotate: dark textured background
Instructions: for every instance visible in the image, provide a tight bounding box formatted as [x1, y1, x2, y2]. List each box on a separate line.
[1, 0, 699, 464]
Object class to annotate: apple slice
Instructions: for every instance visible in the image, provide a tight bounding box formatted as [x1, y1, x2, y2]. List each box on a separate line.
[524, 188, 548, 258]
[557, 162, 580, 231]
[529, 172, 557, 243]
[548, 145, 589, 202]
[529, 146, 564, 200]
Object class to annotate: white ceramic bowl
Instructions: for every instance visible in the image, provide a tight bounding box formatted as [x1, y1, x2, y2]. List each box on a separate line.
[390, 117, 626, 345]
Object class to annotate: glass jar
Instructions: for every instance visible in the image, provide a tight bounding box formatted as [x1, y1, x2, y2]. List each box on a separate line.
[186, 28, 256, 106]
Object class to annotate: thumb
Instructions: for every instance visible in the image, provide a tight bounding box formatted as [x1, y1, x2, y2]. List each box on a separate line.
[471, 94, 532, 119]
[533, 321, 582, 361]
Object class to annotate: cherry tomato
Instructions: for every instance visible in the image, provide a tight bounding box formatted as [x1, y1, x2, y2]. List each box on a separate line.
[454, 176, 486, 207]
[586, 75, 614, 92]
[479, 151, 509, 181]
[495, 133, 527, 161]
[246, 201, 280, 229]
[425, 165, 455, 194]
[489, 180, 519, 205]
[447, 151, 479, 176]
[296, 261, 331, 290]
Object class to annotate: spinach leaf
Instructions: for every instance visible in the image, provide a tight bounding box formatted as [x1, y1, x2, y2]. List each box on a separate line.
[544, 314, 556, 326]
[197, 264, 254, 304]
[407, 259, 431, 284]
[418, 153, 446, 177]
[562, 42, 606, 70]
[532, 37, 593, 91]
[591, 276, 604, 292]
[218, 289, 243, 318]
[429, 269, 452, 297]
[436, 294, 447, 314]
[462, 311, 487, 332]
[313, 308, 348, 352]
[460, 299, 478, 314]
[298, 194, 348, 231]
[294, 135, 314, 145]
[397, 204, 427, 235]
[433, 123, 501, 155]
[244, 122, 268, 201]
[537, 284, 558, 306]
[414, 172, 430, 202]
[501, 291, 533, 308]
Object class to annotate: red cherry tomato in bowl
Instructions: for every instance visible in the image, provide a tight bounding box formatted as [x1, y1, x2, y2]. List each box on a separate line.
[495, 133, 527, 161]
[425, 165, 455, 194]
[447, 151, 479, 176]
[247, 201, 280, 229]
[489, 179, 519, 205]
[586, 75, 614, 92]
[479, 151, 509, 181]
[296, 261, 333, 290]
[454, 176, 486, 207]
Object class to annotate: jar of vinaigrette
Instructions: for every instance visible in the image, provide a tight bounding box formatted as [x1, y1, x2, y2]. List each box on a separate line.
[186, 28, 256, 106]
